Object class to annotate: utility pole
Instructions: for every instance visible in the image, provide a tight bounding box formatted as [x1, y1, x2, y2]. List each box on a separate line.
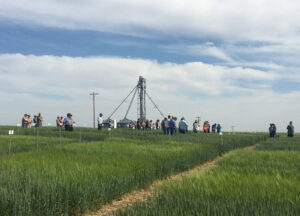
[196, 116, 201, 123]
[89, 92, 99, 128]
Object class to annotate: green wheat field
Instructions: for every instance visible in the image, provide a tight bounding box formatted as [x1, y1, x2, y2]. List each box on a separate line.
[0, 126, 299, 216]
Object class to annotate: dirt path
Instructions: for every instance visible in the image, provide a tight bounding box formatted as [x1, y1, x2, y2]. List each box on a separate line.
[244, 145, 255, 150]
[86, 145, 255, 216]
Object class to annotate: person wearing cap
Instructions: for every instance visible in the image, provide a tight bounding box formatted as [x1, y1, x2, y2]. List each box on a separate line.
[64, 113, 74, 131]
[98, 113, 103, 130]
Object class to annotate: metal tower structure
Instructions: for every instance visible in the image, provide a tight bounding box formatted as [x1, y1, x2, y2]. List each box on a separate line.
[137, 76, 146, 122]
[106, 76, 164, 127]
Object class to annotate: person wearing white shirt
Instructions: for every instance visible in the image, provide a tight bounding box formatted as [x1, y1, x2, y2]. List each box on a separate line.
[98, 113, 103, 130]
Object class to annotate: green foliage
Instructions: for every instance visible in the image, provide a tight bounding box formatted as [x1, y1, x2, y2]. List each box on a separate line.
[118, 137, 300, 216]
[255, 135, 300, 151]
[0, 126, 266, 215]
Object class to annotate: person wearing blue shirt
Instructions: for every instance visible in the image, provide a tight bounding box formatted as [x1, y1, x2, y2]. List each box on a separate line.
[217, 124, 222, 133]
[64, 113, 74, 131]
[212, 123, 217, 133]
[169, 116, 176, 135]
[178, 117, 188, 134]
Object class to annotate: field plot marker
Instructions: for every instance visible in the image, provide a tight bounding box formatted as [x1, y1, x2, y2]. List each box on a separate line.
[220, 132, 223, 145]
[17, 123, 21, 135]
[36, 127, 39, 151]
[79, 127, 82, 142]
[8, 130, 14, 155]
[59, 126, 62, 147]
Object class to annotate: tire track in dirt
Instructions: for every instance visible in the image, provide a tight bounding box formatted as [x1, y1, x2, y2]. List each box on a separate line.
[86, 145, 255, 216]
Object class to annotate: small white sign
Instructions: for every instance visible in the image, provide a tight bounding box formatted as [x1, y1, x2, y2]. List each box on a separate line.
[219, 132, 223, 135]
[17, 124, 21, 127]
[47, 123, 51, 126]
[9, 130, 14, 135]
[108, 128, 111, 131]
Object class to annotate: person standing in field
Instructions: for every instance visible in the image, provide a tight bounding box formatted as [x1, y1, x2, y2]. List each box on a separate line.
[169, 116, 176, 135]
[56, 116, 62, 127]
[129, 122, 133, 129]
[27, 115, 32, 128]
[207, 121, 211, 133]
[60, 116, 64, 126]
[269, 123, 276, 138]
[193, 120, 198, 133]
[35, 113, 43, 127]
[141, 121, 146, 130]
[64, 113, 74, 131]
[33, 115, 37, 126]
[217, 124, 222, 133]
[22, 114, 28, 128]
[166, 115, 171, 135]
[203, 121, 208, 133]
[197, 121, 201, 131]
[134, 121, 137, 129]
[161, 118, 166, 134]
[178, 117, 188, 134]
[98, 113, 103, 131]
[269, 123, 273, 137]
[212, 123, 217, 133]
[174, 117, 178, 134]
[155, 119, 160, 130]
[287, 121, 294, 137]
[137, 118, 141, 130]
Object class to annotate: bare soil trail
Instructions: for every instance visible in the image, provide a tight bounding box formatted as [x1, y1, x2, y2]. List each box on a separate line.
[86, 145, 255, 216]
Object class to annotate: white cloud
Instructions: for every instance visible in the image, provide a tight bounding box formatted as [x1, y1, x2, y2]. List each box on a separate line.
[1, 0, 300, 42]
[161, 44, 233, 62]
[1, 53, 298, 132]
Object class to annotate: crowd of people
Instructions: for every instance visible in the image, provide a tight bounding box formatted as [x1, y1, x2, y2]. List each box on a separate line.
[195, 121, 222, 134]
[268, 121, 295, 138]
[56, 113, 75, 131]
[21, 113, 295, 137]
[116, 114, 222, 135]
[21, 113, 43, 128]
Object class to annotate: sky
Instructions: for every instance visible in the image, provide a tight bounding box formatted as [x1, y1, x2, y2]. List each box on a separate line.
[1, 0, 300, 132]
